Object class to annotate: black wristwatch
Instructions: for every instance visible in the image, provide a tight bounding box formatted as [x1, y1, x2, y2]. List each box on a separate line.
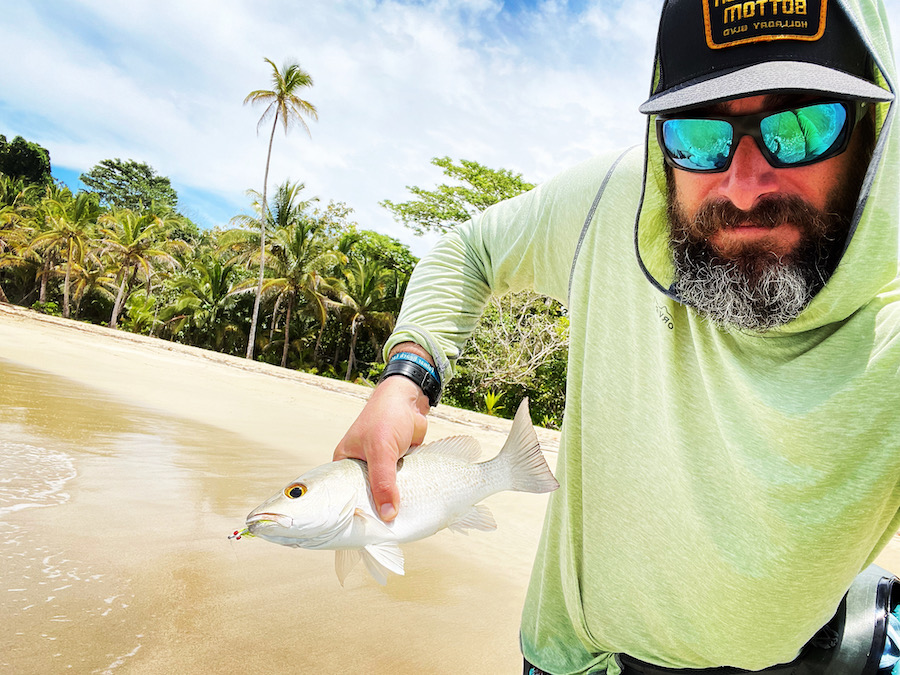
[378, 353, 442, 407]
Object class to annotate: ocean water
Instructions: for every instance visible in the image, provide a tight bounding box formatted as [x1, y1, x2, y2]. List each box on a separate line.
[0, 441, 77, 516]
[0, 357, 298, 673]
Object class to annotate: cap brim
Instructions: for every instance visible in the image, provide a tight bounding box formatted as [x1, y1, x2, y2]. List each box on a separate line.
[639, 61, 894, 115]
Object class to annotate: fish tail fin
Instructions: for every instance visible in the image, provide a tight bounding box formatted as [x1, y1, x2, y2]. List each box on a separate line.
[495, 398, 559, 494]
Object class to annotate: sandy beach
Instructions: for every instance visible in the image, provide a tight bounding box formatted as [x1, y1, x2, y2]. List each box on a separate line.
[0, 303, 559, 674]
[1, 302, 898, 675]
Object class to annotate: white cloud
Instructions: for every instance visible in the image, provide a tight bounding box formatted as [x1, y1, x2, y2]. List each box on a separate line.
[3, 0, 900, 257]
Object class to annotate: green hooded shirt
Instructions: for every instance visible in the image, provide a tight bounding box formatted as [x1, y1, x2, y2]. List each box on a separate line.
[385, 1, 900, 672]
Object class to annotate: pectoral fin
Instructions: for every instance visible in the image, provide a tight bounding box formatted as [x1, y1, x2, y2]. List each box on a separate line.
[361, 542, 405, 585]
[353, 508, 394, 537]
[447, 503, 497, 535]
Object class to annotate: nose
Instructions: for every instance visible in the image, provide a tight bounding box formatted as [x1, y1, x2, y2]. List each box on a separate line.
[716, 135, 779, 211]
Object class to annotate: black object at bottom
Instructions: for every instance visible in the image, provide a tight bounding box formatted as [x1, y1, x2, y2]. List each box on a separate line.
[525, 565, 900, 675]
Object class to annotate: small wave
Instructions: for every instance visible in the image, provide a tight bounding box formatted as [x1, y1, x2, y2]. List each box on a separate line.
[0, 442, 77, 517]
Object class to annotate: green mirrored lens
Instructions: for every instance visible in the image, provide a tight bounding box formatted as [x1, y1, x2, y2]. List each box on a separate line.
[662, 119, 733, 170]
[760, 103, 847, 164]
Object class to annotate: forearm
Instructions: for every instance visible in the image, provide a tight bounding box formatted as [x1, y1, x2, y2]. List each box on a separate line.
[385, 226, 497, 383]
[383, 154, 612, 379]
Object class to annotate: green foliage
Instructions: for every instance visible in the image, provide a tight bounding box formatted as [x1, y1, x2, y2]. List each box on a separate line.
[0, 135, 52, 185]
[483, 390, 505, 416]
[332, 258, 398, 380]
[244, 58, 318, 137]
[31, 300, 60, 315]
[442, 292, 568, 428]
[80, 159, 178, 211]
[381, 156, 535, 235]
[342, 229, 418, 275]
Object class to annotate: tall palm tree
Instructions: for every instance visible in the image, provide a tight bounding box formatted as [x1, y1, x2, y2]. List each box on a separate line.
[333, 259, 396, 380]
[31, 192, 101, 317]
[99, 209, 181, 328]
[243, 58, 318, 360]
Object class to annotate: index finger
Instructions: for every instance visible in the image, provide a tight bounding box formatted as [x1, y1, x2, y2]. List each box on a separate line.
[364, 444, 401, 522]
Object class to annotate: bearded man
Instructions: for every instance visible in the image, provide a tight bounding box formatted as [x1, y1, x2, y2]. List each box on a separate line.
[333, 0, 900, 673]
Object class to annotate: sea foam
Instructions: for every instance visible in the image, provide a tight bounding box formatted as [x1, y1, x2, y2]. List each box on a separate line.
[0, 442, 77, 516]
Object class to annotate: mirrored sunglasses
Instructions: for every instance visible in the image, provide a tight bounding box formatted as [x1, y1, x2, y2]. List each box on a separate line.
[656, 100, 868, 173]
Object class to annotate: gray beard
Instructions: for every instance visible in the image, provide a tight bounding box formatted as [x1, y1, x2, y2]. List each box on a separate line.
[667, 190, 858, 332]
[672, 243, 818, 331]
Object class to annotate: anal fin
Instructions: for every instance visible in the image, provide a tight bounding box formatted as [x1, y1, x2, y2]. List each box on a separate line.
[447, 503, 497, 535]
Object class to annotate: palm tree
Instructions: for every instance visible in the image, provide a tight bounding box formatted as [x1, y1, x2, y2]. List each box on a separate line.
[31, 192, 101, 318]
[333, 259, 396, 380]
[243, 57, 318, 360]
[99, 209, 180, 328]
[28, 183, 73, 304]
[228, 182, 335, 367]
[0, 175, 38, 304]
[164, 257, 243, 350]
[264, 219, 336, 367]
[68, 251, 116, 319]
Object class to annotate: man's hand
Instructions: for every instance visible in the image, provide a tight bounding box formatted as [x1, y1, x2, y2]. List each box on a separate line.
[333, 374, 430, 522]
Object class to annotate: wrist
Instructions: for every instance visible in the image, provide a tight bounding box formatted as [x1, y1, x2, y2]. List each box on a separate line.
[378, 352, 442, 407]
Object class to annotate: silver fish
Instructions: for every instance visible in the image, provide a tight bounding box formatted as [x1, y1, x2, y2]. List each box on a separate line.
[242, 399, 558, 585]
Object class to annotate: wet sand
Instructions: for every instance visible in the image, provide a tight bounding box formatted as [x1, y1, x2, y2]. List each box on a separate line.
[0, 304, 558, 674]
[1, 303, 898, 674]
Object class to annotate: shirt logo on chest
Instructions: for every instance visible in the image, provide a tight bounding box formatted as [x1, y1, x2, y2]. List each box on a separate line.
[656, 303, 675, 330]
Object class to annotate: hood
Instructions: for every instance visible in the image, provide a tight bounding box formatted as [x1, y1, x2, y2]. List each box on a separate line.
[634, 0, 900, 334]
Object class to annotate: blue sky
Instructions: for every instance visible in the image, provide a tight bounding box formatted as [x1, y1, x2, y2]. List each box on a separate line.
[4, 0, 900, 256]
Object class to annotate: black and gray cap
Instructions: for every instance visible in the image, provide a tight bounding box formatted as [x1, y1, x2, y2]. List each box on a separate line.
[639, 0, 893, 115]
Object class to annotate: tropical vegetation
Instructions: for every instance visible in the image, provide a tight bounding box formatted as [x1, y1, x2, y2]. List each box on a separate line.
[0, 58, 568, 427]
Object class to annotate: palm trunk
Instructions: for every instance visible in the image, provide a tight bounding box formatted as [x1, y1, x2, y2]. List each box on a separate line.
[62, 240, 72, 319]
[150, 301, 160, 338]
[368, 331, 383, 362]
[345, 318, 359, 380]
[0, 282, 9, 304]
[269, 294, 283, 340]
[110, 267, 129, 328]
[314, 321, 326, 366]
[39, 256, 50, 302]
[246, 112, 280, 360]
[280, 293, 293, 368]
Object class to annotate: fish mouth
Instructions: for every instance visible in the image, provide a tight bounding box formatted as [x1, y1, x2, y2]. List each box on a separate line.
[246, 512, 293, 529]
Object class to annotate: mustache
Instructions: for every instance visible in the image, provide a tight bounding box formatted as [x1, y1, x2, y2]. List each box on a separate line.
[672, 195, 832, 243]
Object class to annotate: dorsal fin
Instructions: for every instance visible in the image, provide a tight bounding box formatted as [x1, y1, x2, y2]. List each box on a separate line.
[413, 435, 481, 462]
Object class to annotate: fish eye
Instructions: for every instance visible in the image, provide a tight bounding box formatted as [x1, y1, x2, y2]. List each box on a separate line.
[284, 483, 307, 499]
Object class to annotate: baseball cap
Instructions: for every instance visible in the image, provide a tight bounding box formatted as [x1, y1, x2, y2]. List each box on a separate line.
[639, 0, 893, 114]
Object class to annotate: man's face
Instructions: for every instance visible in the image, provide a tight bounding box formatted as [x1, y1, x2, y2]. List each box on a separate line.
[667, 94, 872, 330]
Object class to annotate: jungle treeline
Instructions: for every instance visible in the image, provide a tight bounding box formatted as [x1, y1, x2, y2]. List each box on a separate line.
[0, 161, 568, 427]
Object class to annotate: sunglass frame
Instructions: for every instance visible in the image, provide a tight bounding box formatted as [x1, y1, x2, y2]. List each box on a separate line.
[655, 99, 868, 173]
